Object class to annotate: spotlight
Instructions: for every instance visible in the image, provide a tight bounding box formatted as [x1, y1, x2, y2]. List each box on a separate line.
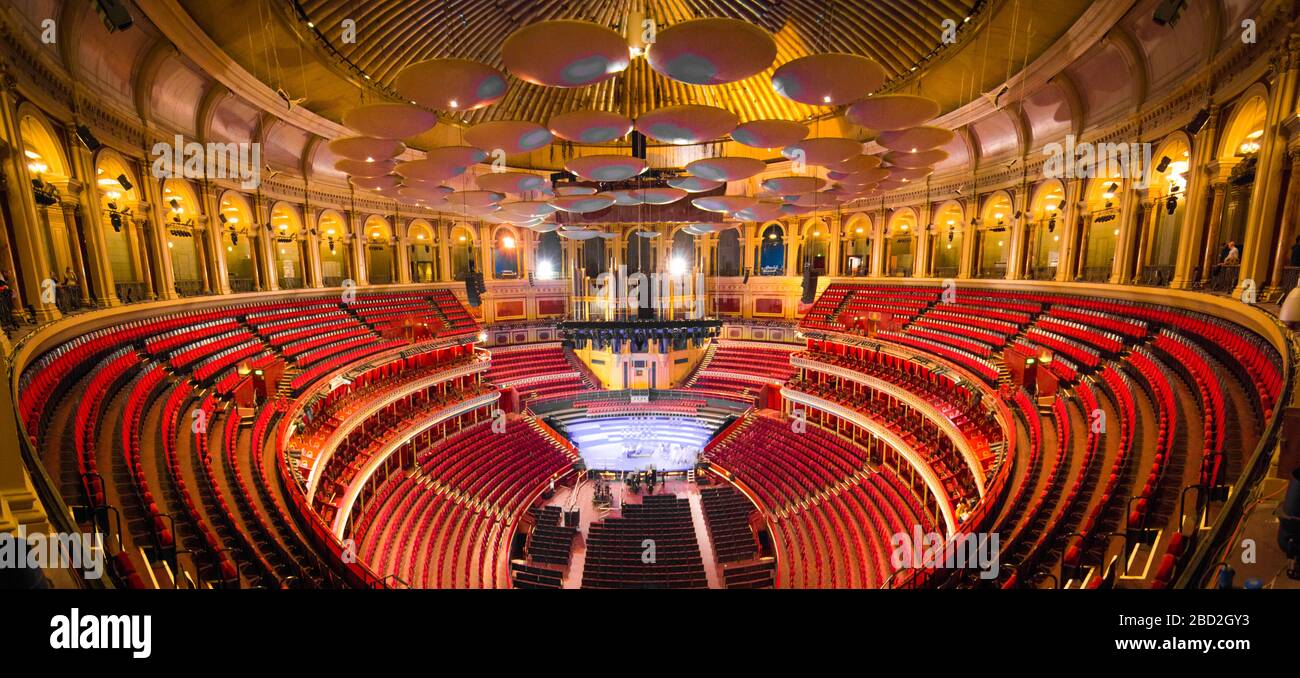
[96, 0, 134, 31]
[1166, 195, 1178, 215]
[169, 198, 180, 210]
[1048, 217, 1056, 233]
[231, 232, 238, 246]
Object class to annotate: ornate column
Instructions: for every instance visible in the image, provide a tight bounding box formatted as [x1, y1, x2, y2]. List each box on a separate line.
[198, 183, 232, 294]
[1171, 104, 1221, 289]
[139, 170, 178, 300]
[395, 223, 412, 284]
[304, 208, 323, 287]
[130, 209, 156, 300]
[0, 79, 60, 321]
[869, 220, 885, 277]
[1110, 186, 1142, 284]
[437, 222, 452, 282]
[348, 210, 367, 285]
[1006, 190, 1030, 280]
[1265, 134, 1300, 297]
[1055, 179, 1084, 282]
[1198, 176, 1233, 286]
[1235, 35, 1300, 297]
[56, 198, 91, 304]
[253, 195, 278, 291]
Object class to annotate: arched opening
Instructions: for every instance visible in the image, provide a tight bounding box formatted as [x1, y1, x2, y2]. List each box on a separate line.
[218, 191, 257, 292]
[407, 219, 437, 283]
[1205, 94, 1266, 290]
[492, 226, 520, 279]
[577, 232, 602, 277]
[717, 227, 741, 277]
[534, 229, 564, 279]
[885, 209, 916, 277]
[758, 223, 785, 275]
[670, 228, 695, 276]
[1137, 135, 1191, 286]
[161, 178, 205, 296]
[318, 210, 350, 286]
[450, 223, 479, 281]
[95, 150, 147, 301]
[932, 202, 965, 278]
[799, 219, 830, 275]
[841, 214, 871, 277]
[976, 192, 1013, 278]
[626, 228, 656, 274]
[1078, 177, 1124, 282]
[365, 216, 395, 284]
[1027, 181, 1065, 281]
[270, 202, 304, 289]
[20, 110, 85, 309]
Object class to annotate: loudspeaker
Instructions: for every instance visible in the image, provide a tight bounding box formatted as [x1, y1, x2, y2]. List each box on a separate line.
[75, 124, 101, 151]
[116, 174, 132, 191]
[1152, 0, 1187, 26]
[1185, 108, 1211, 136]
[1156, 156, 1171, 173]
[800, 262, 818, 304]
[630, 130, 647, 160]
[742, 267, 750, 284]
[96, 0, 134, 32]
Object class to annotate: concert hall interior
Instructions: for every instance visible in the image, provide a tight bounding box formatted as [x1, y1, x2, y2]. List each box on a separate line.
[2, 0, 1300, 592]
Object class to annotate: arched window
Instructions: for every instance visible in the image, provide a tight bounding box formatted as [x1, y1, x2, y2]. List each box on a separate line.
[96, 150, 145, 300]
[717, 228, 741, 277]
[841, 215, 871, 277]
[885, 209, 916, 277]
[579, 232, 604, 277]
[1027, 183, 1064, 281]
[977, 192, 1013, 279]
[801, 220, 830, 275]
[162, 179, 204, 295]
[932, 202, 964, 278]
[318, 210, 349, 286]
[670, 228, 695, 275]
[450, 224, 479, 281]
[408, 220, 437, 283]
[218, 191, 256, 293]
[759, 223, 785, 275]
[626, 229, 656, 274]
[270, 202, 304, 289]
[492, 226, 520, 279]
[365, 216, 394, 284]
[1080, 177, 1124, 282]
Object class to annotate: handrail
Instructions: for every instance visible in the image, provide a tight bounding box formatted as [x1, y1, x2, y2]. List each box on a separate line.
[1174, 316, 1297, 588]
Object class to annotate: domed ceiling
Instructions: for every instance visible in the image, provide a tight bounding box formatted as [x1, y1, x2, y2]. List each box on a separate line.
[179, 0, 1091, 172]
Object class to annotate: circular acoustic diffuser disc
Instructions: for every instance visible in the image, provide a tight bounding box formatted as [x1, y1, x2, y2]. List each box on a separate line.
[845, 94, 941, 131]
[464, 120, 554, 155]
[448, 190, 504, 208]
[530, 223, 560, 233]
[398, 185, 453, 202]
[476, 171, 547, 194]
[634, 231, 662, 238]
[636, 187, 688, 205]
[691, 195, 757, 213]
[396, 146, 488, 181]
[635, 104, 739, 144]
[502, 20, 630, 87]
[883, 149, 948, 168]
[646, 18, 776, 85]
[875, 179, 908, 192]
[548, 110, 633, 143]
[824, 154, 882, 175]
[731, 119, 809, 149]
[731, 201, 784, 221]
[887, 166, 934, 182]
[565, 155, 649, 182]
[779, 203, 816, 216]
[549, 194, 616, 213]
[349, 174, 403, 191]
[876, 126, 955, 152]
[782, 138, 863, 166]
[558, 229, 602, 240]
[335, 158, 396, 177]
[342, 102, 438, 139]
[760, 176, 827, 195]
[597, 231, 618, 239]
[831, 167, 892, 184]
[393, 59, 507, 112]
[771, 53, 886, 106]
[554, 185, 598, 196]
[682, 223, 731, 235]
[602, 190, 645, 206]
[685, 157, 766, 181]
[498, 201, 558, 219]
[790, 191, 845, 208]
[329, 137, 405, 161]
[667, 176, 725, 193]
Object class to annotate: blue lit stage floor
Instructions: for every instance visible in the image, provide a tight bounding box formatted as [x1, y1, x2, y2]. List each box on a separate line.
[563, 416, 720, 472]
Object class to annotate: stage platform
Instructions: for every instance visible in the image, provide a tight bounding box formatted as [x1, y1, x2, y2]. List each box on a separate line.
[562, 415, 720, 472]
